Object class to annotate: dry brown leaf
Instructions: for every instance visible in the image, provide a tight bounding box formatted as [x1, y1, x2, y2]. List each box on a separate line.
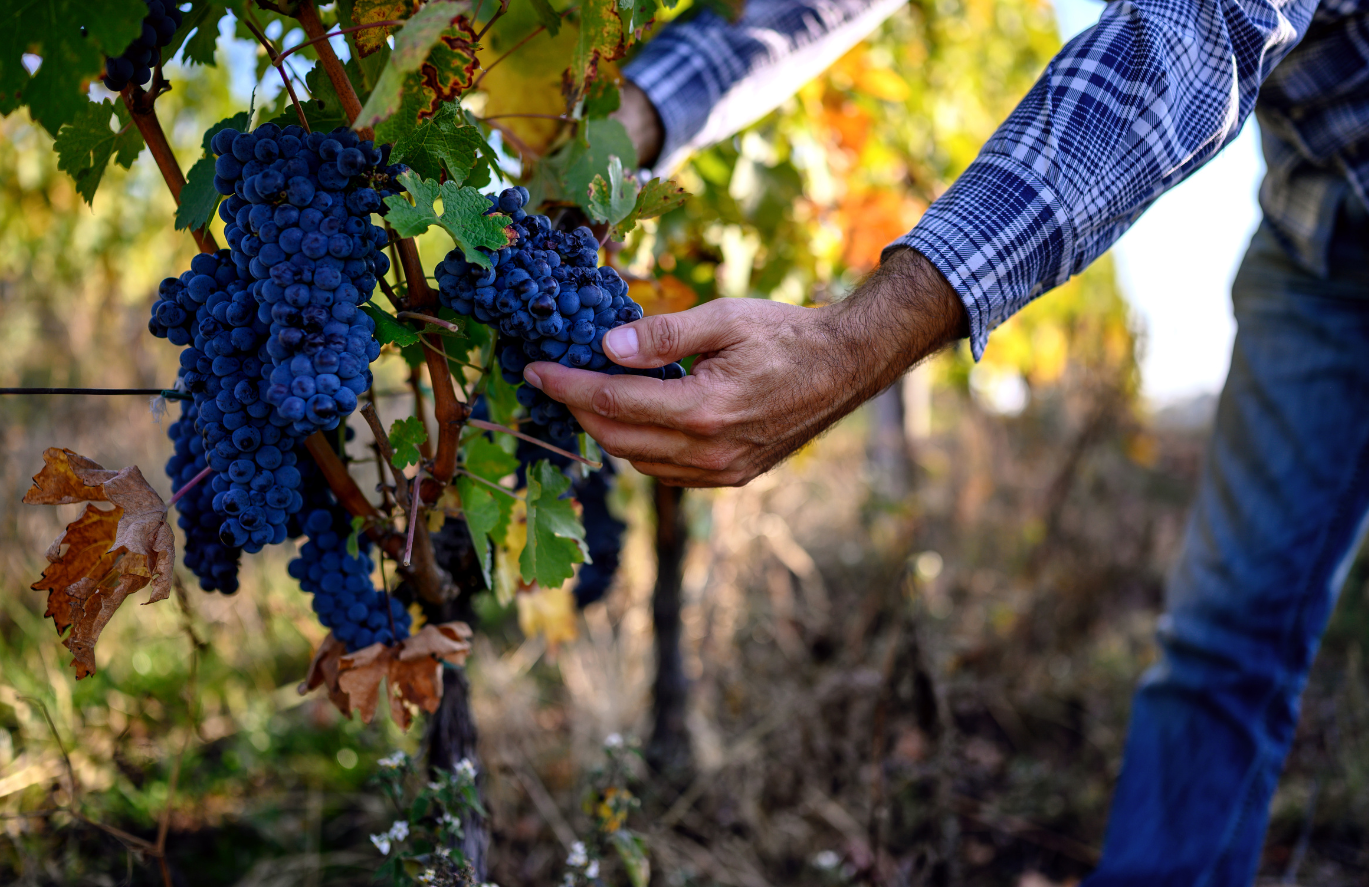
[302, 622, 473, 727]
[25, 448, 176, 678]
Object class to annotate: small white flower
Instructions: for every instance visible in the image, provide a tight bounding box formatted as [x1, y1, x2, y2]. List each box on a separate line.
[585, 860, 600, 879]
[603, 733, 624, 749]
[388, 820, 410, 841]
[567, 841, 588, 868]
[369, 834, 391, 856]
[378, 751, 407, 769]
[561, 875, 576, 887]
[455, 758, 477, 780]
[428, 781, 442, 791]
[813, 850, 841, 870]
[437, 846, 452, 858]
[417, 870, 437, 885]
[441, 812, 460, 827]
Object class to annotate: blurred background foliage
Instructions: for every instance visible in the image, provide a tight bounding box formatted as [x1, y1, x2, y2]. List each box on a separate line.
[2, 1, 1366, 885]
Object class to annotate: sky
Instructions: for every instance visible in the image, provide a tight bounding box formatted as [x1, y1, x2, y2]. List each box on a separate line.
[1051, 0, 1263, 404]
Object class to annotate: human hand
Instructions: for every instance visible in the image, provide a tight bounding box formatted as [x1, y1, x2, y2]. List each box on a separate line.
[522, 248, 968, 487]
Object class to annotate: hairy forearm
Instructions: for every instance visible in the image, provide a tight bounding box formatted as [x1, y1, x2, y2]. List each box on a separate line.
[825, 246, 969, 404]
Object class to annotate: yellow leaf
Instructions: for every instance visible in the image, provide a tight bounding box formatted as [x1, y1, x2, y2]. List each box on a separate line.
[517, 583, 579, 647]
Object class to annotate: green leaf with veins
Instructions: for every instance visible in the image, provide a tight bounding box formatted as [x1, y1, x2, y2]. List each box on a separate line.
[611, 176, 691, 240]
[356, 0, 476, 129]
[167, 1, 226, 68]
[553, 118, 638, 212]
[0, 0, 146, 135]
[176, 157, 221, 231]
[390, 102, 491, 184]
[520, 461, 589, 588]
[388, 416, 429, 469]
[362, 302, 422, 347]
[53, 101, 145, 205]
[383, 170, 510, 269]
[582, 79, 620, 118]
[456, 477, 508, 588]
[463, 437, 520, 484]
[587, 155, 640, 228]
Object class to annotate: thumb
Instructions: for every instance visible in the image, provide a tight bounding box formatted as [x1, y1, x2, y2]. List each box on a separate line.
[603, 300, 739, 368]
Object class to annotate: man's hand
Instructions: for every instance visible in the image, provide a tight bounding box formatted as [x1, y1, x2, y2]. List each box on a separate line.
[523, 248, 968, 487]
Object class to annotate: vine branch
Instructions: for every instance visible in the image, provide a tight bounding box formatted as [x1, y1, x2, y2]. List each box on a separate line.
[120, 87, 217, 253]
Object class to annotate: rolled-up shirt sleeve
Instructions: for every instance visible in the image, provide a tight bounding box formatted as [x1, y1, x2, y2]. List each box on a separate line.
[622, 0, 906, 172]
[891, 0, 1318, 359]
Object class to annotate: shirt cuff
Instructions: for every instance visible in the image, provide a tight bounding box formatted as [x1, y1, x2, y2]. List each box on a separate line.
[885, 154, 1075, 360]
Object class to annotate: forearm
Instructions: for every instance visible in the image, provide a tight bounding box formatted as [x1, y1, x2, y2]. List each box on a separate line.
[825, 247, 968, 402]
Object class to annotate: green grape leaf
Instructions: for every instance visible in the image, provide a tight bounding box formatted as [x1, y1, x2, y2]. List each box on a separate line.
[463, 436, 519, 484]
[168, 1, 227, 68]
[352, 0, 414, 56]
[53, 100, 145, 205]
[555, 117, 638, 211]
[176, 156, 221, 231]
[456, 477, 508, 589]
[485, 354, 522, 427]
[388, 416, 429, 469]
[587, 155, 640, 228]
[346, 515, 367, 558]
[528, 0, 563, 36]
[567, 0, 625, 101]
[356, 1, 477, 130]
[611, 175, 690, 240]
[520, 461, 588, 588]
[382, 170, 510, 269]
[362, 302, 422, 347]
[389, 102, 490, 184]
[0, 0, 146, 135]
[582, 78, 620, 118]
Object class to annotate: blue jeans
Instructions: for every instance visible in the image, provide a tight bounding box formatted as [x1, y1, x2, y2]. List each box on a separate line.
[1085, 201, 1369, 887]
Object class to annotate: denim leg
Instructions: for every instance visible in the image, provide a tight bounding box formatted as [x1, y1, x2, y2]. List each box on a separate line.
[1084, 217, 1369, 887]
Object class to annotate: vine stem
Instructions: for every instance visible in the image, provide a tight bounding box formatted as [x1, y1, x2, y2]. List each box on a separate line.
[239, 13, 310, 130]
[166, 464, 213, 509]
[119, 87, 217, 253]
[465, 418, 601, 468]
[275, 19, 406, 66]
[295, 1, 368, 138]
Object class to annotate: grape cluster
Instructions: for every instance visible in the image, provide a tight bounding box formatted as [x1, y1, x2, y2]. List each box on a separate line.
[288, 457, 411, 652]
[434, 187, 683, 444]
[149, 249, 304, 552]
[102, 1, 182, 92]
[210, 123, 404, 437]
[166, 399, 242, 594]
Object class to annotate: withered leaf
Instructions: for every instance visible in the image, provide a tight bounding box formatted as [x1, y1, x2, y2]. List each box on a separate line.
[301, 622, 473, 727]
[25, 448, 176, 679]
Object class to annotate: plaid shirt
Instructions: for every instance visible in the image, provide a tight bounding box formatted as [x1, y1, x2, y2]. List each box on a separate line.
[624, 0, 1369, 359]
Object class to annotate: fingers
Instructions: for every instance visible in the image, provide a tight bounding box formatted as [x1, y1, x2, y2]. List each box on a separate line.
[603, 299, 744, 368]
[525, 361, 715, 433]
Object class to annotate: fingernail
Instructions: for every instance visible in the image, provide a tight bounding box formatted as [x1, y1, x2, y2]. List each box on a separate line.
[605, 327, 638, 360]
[523, 367, 543, 389]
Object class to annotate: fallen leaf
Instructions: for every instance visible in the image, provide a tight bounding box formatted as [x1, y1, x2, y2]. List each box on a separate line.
[25, 448, 176, 678]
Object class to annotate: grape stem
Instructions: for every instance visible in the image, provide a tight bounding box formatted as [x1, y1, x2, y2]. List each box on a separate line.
[273, 19, 406, 67]
[409, 366, 435, 461]
[404, 470, 422, 567]
[466, 418, 602, 468]
[457, 468, 524, 501]
[166, 464, 213, 510]
[239, 12, 311, 130]
[119, 86, 217, 253]
[294, 1, 368, 138]
[360, 402, 413, 513]
[396, 311, 461, 333]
